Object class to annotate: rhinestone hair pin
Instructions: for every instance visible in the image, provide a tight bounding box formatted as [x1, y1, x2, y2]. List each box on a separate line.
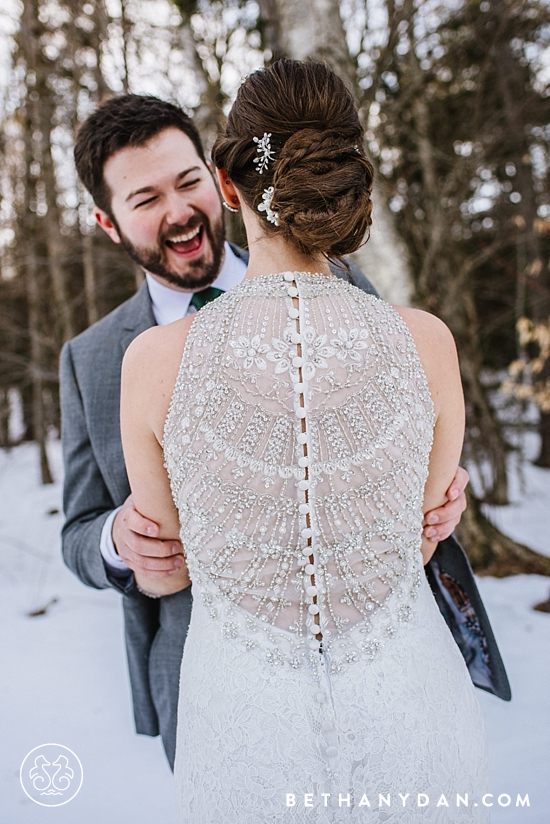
[258, 186, 279, 226]
[253, 132, 275, 175]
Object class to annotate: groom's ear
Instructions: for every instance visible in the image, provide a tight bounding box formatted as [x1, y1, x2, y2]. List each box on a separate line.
[94, 207, 122, 244]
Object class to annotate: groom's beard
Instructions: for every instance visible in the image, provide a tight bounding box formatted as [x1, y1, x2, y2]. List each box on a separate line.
[116, 210, 226, 291]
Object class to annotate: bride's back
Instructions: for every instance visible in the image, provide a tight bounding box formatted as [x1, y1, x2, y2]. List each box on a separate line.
[163, 270, 433, 663]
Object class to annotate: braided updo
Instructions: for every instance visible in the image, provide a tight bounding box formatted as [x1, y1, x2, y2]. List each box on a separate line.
[211, 60, 374, 259]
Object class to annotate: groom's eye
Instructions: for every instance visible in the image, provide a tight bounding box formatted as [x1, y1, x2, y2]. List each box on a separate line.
[134, 196, 158, 209]
[178, 178, 201, 189]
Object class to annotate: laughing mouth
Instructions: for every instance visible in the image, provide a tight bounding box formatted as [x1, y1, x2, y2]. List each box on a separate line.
[165, 224, 203, 255]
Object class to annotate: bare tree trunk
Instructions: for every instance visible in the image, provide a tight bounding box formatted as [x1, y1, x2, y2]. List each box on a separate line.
[536, 396, 550, 467]
[22, 213, 54, 484]
[349, 197, 413, 305]
[89, 0, 112, 102]
[175, 3, 227, 149]
[69, 2, 113, 327]
[41, 145, 75, 344]
[272, 0, 356, 80]
[0, 389, 9, 448]
[120, 0, 132, 93]
[16, 0, 55, 483]
[20, 0, 75, 345]
[27, 254, 54, 485]
[256, 0, 284, 62]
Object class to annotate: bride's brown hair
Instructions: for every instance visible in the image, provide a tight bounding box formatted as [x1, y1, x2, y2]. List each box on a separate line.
[211, 60, 374, 259]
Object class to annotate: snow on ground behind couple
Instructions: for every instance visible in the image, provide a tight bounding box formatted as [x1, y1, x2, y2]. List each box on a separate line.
[0, 437, 549, 823]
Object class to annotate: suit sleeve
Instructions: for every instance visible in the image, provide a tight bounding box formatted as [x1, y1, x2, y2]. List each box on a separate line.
[329, 258, 381, 298]
[60, 340, 134, 594]
[346, 259, 380, 297]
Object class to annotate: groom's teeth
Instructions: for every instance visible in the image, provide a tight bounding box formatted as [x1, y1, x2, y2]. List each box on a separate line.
[168, 226, 201, 243]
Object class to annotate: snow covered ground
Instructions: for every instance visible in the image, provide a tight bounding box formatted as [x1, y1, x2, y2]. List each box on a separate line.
[482, 440, 550, 560]
[1, 440, 549, 823]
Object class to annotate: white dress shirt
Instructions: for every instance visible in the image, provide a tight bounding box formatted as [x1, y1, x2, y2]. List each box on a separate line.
[100, 243, 247, 571]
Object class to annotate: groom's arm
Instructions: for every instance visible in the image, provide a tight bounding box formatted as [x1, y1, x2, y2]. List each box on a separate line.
[60, 340, 134, 594]
[61, 339, 186, 590]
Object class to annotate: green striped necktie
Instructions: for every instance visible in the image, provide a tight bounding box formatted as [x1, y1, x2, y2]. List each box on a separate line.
[189, 286, 224, 311]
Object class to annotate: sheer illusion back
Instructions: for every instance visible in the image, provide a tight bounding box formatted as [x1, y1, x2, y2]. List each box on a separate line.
[164, 272, 433, 671]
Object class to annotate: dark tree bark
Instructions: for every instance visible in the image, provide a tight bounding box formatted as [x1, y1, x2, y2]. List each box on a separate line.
[0, 389, 10, 448]
[20, 0, 75, 346]
[15, 0, 56, 483]
[26, 245, 54, 485]
[536, 411, 550, 467]
[534, 591, 550, 612]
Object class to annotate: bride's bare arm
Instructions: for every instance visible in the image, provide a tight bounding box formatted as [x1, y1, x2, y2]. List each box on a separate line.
[392, 307, 465, 565]
[120, 317, 194, 596]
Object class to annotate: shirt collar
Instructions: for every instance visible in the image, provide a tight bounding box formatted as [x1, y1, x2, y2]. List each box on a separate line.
[145, 242, 247, 327]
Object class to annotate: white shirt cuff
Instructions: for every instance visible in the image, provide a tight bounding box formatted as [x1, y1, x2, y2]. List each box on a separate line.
[100, 506, 130, 571]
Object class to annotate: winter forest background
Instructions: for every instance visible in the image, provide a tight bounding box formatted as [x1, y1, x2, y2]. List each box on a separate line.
[0, 0, 550, 820]
[1, 0, 550, 572]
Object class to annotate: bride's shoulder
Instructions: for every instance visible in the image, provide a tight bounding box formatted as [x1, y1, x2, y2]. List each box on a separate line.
[121, 316, 194, 400]
[391, 305, 452, 341]
[121, 316, 195, 437]
[123, 316, 193, 369]
[390, 306, 461, 408]
[391, 305, 456, 358]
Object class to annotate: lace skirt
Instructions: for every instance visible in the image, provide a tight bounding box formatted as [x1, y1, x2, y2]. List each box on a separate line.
[174, 573, 490, 823]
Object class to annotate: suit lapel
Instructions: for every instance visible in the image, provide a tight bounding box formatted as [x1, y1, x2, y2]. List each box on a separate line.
[100, 283, 156, 504]
[119, 280, 157, 351]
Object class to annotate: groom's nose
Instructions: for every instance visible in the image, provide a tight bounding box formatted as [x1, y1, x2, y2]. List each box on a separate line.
[164, 192, 195, 226]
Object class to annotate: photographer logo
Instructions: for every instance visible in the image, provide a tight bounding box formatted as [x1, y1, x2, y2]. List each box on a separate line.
[20, 744, 83, 807]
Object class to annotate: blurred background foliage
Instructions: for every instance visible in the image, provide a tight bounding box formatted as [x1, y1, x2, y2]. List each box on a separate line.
[0, 0, 549, 574]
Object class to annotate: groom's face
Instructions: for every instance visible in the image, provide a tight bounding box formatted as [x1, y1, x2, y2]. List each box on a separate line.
[95, 127, 225, 292]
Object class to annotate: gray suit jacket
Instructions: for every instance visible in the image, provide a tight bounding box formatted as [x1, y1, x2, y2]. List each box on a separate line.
[60, 247, 381, 767]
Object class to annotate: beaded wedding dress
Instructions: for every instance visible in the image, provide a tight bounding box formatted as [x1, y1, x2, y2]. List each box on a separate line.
[164, 272, 490, 823]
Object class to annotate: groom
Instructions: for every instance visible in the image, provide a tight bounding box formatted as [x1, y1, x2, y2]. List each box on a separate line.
[60, 94, 470, 769]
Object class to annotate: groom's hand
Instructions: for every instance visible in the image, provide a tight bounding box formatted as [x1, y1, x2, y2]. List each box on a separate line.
[112, 495, 189, 582]
[422, 466, 469, 543]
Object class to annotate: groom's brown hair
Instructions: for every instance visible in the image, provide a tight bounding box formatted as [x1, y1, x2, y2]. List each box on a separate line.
[74, 95, 206, 218]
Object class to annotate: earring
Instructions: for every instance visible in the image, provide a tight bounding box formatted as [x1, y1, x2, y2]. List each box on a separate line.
[222, 201, 239, 213]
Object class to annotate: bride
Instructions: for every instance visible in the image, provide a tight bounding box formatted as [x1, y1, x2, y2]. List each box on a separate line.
[120, 60, 490, 822]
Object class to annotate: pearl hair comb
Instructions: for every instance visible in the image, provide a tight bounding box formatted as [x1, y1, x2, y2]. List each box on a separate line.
[257, 186, 279, 226]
